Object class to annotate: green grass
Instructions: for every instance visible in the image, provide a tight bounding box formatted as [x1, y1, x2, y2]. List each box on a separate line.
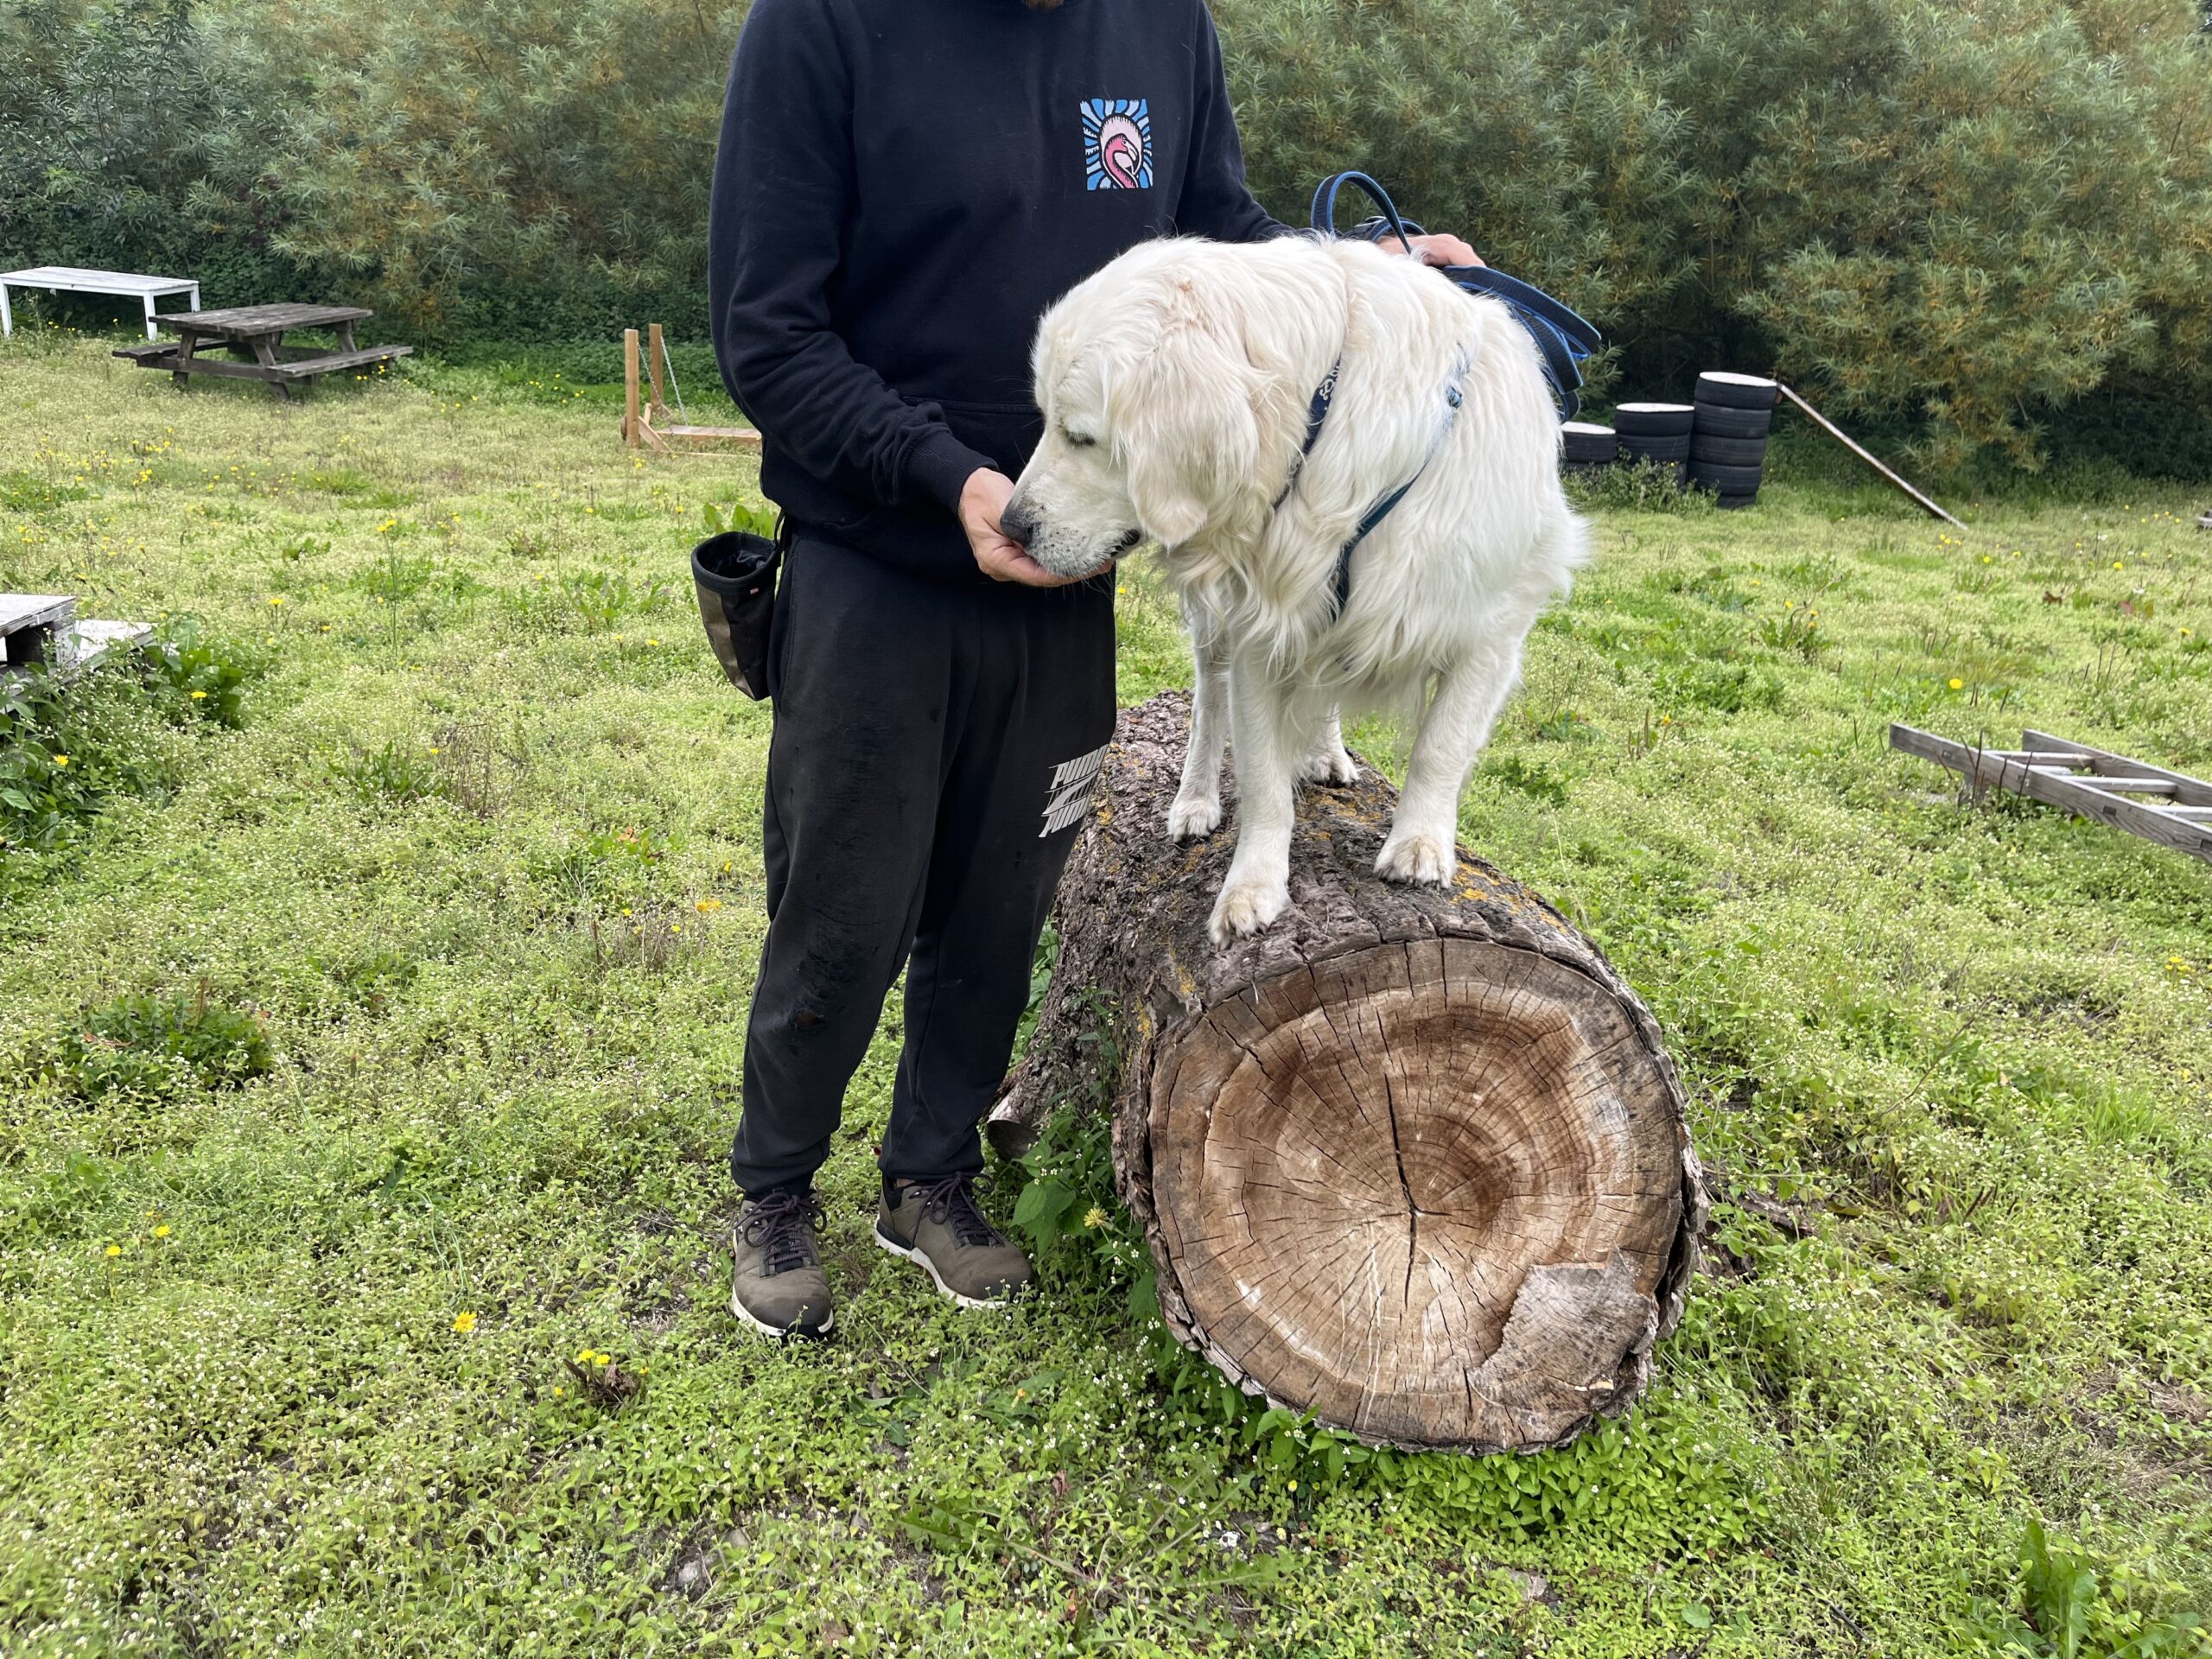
[1, 335, 2209, 1656]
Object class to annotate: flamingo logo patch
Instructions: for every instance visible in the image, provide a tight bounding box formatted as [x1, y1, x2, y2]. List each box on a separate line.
[1081, 99, 1153, 191]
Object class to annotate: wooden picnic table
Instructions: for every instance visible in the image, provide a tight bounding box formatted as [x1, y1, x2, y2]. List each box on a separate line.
[112, 302, 411, 399]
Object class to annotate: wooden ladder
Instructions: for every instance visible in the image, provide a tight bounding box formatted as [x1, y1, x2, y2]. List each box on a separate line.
[1891, 723, 2212, 864]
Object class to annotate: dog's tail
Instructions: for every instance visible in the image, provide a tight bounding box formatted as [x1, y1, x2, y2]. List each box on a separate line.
[1543, 496, 1592, 594]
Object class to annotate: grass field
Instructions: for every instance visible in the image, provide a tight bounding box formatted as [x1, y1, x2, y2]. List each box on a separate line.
[3, 332, 2209, 1657]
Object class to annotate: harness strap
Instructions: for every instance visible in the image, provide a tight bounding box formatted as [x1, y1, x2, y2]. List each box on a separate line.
[1326, 378, 1462, 619]
[1273, 357, 1339, 512]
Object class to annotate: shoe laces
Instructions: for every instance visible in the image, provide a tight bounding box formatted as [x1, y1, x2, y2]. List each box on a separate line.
[912, 1173, 1001, 1249]
[741, 1189, 826, 1275]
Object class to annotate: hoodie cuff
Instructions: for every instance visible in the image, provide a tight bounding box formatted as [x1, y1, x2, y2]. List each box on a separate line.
[905, 426, 996, 514]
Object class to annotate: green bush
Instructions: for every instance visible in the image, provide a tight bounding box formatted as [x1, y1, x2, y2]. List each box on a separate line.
[0, 0, 315, 315]
[7, 0, 2210, 468]
[1216, 0, 2212, 471]
[54, 987, 272, 1098]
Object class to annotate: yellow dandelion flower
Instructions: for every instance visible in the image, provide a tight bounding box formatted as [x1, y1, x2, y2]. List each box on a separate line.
[1948, 678, 1964, 690]
[670, 922, 683, 934]
[153, 1224, 170, 1239]
[190, 690, 207, 699]
[52, 754, 69, 767]
[105, 1243, 121, 1257]
[453, 1312, 478, 1334]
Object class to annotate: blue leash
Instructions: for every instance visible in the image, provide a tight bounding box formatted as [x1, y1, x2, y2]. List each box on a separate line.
[1310, 171, 1601, 423]
[1283, 173, 1603, 623]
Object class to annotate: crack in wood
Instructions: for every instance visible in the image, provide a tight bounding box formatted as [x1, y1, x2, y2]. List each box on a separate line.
[1382, 1073, 1422, 1306]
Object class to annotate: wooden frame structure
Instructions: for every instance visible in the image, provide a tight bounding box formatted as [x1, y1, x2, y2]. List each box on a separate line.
[1892, 723, 2212, 864]
[622, 325, 760, 454]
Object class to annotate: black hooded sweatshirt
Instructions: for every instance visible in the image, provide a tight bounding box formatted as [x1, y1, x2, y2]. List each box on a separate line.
[709, 0, 1285, 585]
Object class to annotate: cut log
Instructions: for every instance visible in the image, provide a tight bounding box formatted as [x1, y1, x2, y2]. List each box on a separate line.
[992, 691, 1703, 1453]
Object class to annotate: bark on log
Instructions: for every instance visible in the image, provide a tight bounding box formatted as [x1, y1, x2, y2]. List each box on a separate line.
[992, 691, 1703, 1454]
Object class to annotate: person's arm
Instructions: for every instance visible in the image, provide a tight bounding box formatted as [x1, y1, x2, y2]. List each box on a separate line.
[1178, 6, 1291, 244]
[709, 0, 1003, 573]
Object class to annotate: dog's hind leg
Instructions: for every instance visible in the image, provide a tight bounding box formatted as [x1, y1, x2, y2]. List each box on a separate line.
[1208, 656, 1300, 943]
[1168, 620, 1230, 841]
[1376, 639, 1525, 887]
[1296, 706, 1357, 786]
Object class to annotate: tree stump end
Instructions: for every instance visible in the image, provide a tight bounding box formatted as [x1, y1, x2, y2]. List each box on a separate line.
[1002, 692, 1703, 1453]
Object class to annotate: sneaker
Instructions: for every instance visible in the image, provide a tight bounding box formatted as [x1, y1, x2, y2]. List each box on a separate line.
[874, 1173, 1032, 1308]
[730, 1188, 833, 1338]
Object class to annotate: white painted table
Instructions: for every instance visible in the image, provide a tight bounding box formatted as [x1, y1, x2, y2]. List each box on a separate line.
[0, 266, 201, 340]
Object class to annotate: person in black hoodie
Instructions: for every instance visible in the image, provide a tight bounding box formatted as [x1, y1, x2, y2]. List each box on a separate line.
[710, 0, 1478, 1338]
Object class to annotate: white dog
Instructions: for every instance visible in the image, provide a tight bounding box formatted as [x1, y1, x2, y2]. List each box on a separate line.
[1004, 234, 1586, 944]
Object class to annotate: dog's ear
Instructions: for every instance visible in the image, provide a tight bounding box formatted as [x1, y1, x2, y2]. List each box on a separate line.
[1116, 321, 1261, 549]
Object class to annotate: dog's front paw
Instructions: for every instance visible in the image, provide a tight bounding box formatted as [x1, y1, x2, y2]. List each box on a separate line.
[1166, 792, 1224, 841]
[1376, 832, 1456, 887]
[1208, 878, 1289, 944]
[1298, 744, 1358, 786]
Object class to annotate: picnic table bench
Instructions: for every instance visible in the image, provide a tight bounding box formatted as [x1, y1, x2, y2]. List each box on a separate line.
[1, 266, 201, 340]
[113, 303, 410, 399]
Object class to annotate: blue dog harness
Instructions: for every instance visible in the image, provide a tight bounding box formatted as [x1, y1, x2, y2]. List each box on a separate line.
[1287, 173, 1603, 621]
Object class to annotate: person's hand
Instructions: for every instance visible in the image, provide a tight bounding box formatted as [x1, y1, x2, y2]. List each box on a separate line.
[959, 468, 1100, 588]
[1398, 232, 1484, 269]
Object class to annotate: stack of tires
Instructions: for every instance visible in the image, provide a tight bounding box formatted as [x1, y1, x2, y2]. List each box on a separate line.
[1612, 404, 1694, 484]
[1689, 373, 1776, 508]
[1561, 421, 1617, 477]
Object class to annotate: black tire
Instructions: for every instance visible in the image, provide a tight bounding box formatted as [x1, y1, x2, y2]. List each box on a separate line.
[1714, 492, 1758, 511]
[1611, 402, 1696, 437]
[1689, 434, 1769, 467]
[1693, 403, 1773, 441]
[1694, 372, 1777, 410]
[1561, 420, 1617, 463]
[1620, 435, 1692, 463]
[1688, 461, 1765, 493]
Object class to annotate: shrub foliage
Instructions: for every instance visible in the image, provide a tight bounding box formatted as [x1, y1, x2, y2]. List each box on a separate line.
[3, 0, 2209, 467]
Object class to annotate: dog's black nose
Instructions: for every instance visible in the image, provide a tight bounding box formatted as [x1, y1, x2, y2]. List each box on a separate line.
[1000, 493, 1038, 548]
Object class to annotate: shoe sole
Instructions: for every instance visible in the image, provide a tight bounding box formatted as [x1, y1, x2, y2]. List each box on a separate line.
[728, 1286, 834, 1340]
[873, 1223, 1018, 1310]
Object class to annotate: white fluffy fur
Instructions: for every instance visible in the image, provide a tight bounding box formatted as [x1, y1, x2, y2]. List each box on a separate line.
[1007, 235, 1586, 943]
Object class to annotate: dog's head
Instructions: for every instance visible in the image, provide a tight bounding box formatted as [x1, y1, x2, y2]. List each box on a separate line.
[1005, 240, 1269, 578]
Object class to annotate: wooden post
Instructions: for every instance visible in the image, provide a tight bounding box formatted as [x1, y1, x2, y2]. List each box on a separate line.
[1775, 382, 1964, 530]
[647, 322, 668, 426]
[623, 328, 641, 448]
[990, 693, 1703, 1453]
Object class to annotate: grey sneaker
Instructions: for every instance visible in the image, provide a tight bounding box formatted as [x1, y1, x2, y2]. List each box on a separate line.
[730, 1189, 833, 1338]
[874, 1173, 1032, 1308]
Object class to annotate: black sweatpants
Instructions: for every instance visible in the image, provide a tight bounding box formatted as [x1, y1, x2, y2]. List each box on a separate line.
[730, 536, 1117, 1198]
